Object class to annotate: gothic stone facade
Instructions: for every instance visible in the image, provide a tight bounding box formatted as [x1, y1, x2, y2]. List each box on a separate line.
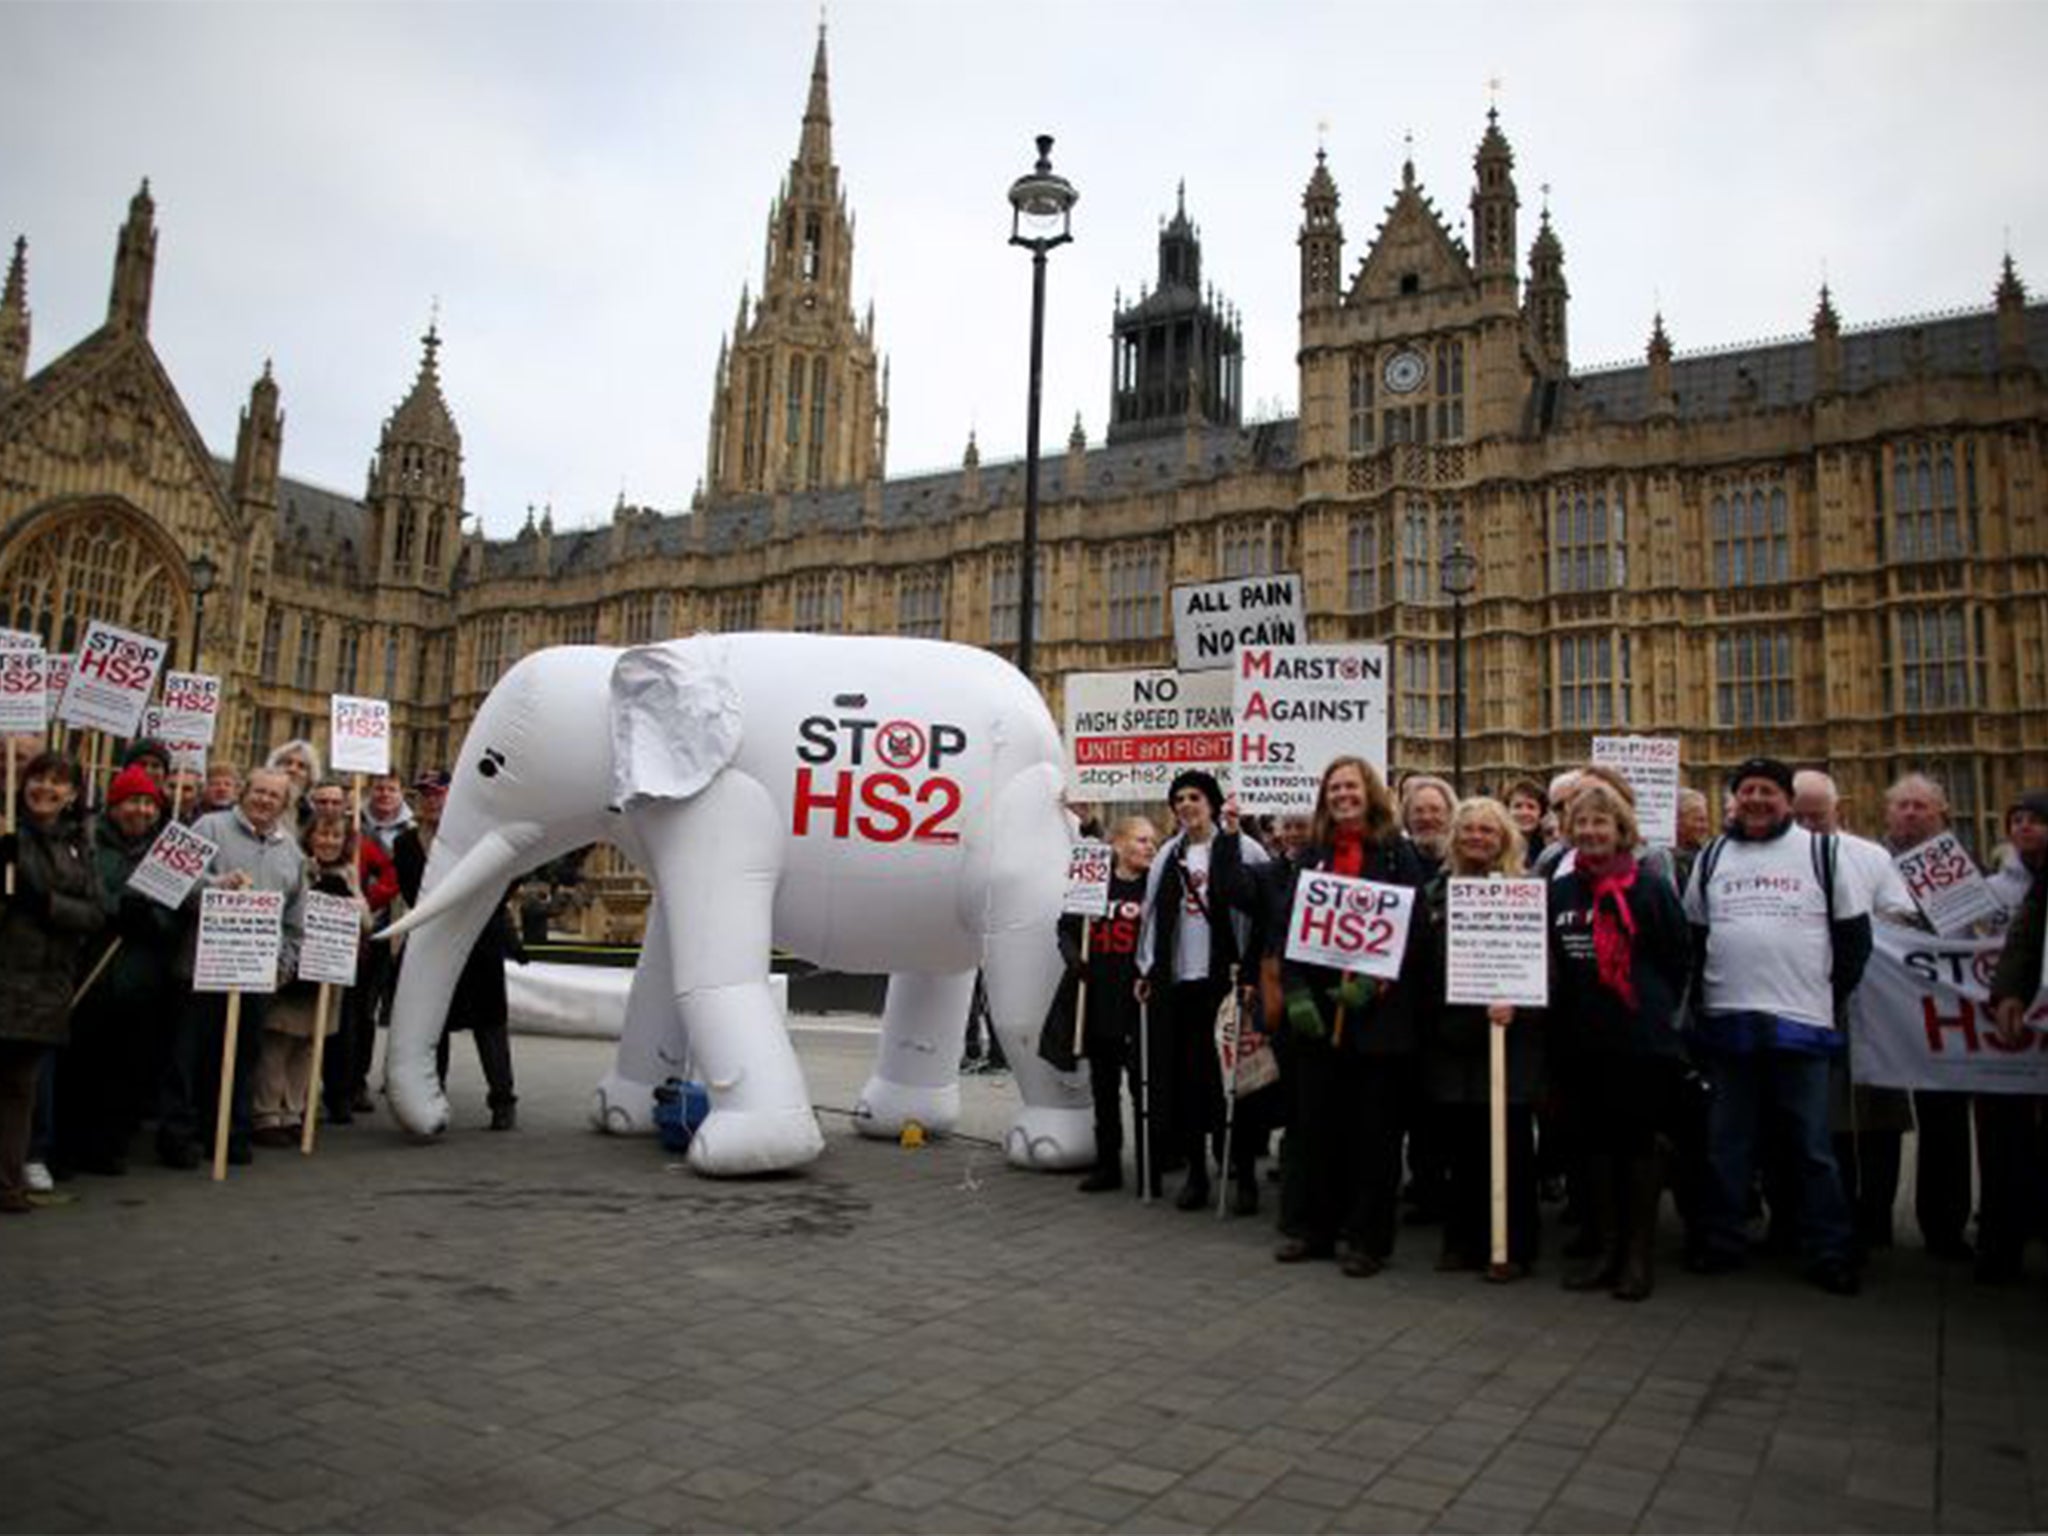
[4, 46, 2047, 859]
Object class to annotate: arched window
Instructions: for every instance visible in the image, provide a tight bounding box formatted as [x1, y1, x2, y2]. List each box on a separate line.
[0, 503, 189, 662]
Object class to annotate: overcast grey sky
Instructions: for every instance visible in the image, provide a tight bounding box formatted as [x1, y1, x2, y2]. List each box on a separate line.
[6, 1, 2045, 538]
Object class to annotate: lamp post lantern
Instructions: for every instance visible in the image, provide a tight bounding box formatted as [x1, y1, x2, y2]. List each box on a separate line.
[1007, 133, 1077, 686]
[187, 550, 219, 672]
[1440, 540, 1478, 794]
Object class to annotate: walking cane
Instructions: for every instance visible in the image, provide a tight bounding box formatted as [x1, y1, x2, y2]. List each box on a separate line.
[1070, 919, 1092, 1057]
[1488, 1013, 1511, 1277]
[69, 937, 123, 1011]
[1136, 992, 1152, 1205]
[1217, 964, 1240, 1220]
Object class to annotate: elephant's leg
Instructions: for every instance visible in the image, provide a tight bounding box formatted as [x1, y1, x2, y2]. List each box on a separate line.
[853, 969, 975, 1140]
[633, 774, 823, 1175]
[590, 894, 687, 1136]
[983, 765, 1094, 1170]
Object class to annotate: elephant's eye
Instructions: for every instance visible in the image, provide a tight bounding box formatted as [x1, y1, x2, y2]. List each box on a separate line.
[478, 747, 507, 779]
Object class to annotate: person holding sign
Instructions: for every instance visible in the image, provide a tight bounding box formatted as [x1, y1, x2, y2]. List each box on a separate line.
[1979, 794, 2048, 1283]
[158, 768, 305, 1169]
[1136, 770, 1270, 1214]
[0, 752, 103, 1213]
[1419, 797, 1543, 1280]
[252, 815, 368, 1145]
[1547, 782, 1692, 1301]
[1055, 817, 1157, 1195]
[59, 764, 180, 1178]
[1259, 756, 1432, 1276]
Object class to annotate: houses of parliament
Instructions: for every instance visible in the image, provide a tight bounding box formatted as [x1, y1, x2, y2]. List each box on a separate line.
[4, 29, 2046, 857]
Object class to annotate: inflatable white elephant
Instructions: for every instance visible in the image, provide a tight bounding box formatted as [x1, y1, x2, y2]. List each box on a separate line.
[382, 633, 1092, 1176]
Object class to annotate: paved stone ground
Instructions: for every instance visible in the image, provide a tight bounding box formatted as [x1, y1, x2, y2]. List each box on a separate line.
[6, 1018, 2048, 1534]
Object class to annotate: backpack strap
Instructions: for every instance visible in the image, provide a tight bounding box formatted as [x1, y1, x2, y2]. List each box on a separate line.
[1694, 834, 1729, 922]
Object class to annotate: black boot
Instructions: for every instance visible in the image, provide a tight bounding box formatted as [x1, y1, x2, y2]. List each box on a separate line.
[1563, 1156, 1622, 1291]
[1613, 1154, 1663, 1302]
[1078, 1162, 1123, 1194]
[1231, 1169, 1259, 1217]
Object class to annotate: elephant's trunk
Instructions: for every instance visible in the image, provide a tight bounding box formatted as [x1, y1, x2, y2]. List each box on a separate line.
[383, 824, 536, 1136]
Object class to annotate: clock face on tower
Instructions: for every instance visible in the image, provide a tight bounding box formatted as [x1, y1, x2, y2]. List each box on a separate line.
[1383, 349, 1427, 395]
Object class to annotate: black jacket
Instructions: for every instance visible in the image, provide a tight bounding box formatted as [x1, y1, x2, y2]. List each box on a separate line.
[1417, 870, 1545, 1104]
[1992, 860, 2047, 1008]
[1261, 834, 1432, 1057]
[1140, 830, 1260, 986]
[1548, 860, 1691, 1061]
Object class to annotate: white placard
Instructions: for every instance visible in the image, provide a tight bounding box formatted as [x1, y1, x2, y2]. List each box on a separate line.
[156, 671, 222, 746]
[1061, 840, 1113, 918]
[1445, 877, 1549, 1008]
[1893, 831, 2001, 937]
[329, 694, 392, 775]
[1233, 644, 1389, 815]
[298, 890, 362, 986]
[42, 656, 69, 724]
[125, 821, 219, 909]
[1852, 926, 2048, 1094]
[139, 708, 209, 777]
[57, 620, 168, 738]
[1171, 574, 1307, 673]
[0, 629, 38, 651]
[1590, 736, 1680, 848]
[193, 888, 284, 994]
[1064, 668, 1234, 804]
[0, 645, 46, 734]
[1283, 869, 1415, 981]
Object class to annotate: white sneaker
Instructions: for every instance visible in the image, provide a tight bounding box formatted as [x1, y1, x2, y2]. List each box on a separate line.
[24, 1161, 54, 1194]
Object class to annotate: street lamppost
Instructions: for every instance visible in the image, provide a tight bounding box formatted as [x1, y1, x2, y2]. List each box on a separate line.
[1440, 540, 1478, 794]
[1007, 133, 1077, 686]
[187, 550, 218, 671]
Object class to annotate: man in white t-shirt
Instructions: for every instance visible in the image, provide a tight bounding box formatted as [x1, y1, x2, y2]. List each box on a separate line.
[1685, 758, 1873, 1293]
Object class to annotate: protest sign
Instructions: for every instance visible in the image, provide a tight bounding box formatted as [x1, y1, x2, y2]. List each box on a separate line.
[329, 694, 392, 775]
[156, 671, 222, 746]
[1062, 840, 1113, 918]
[1215, 991, 1280, 1095]
[57, 620, 167, 738]
[42, 656, 70, 724]
[0, 644, 46, 735]
[298, 891, 362, 987]
[1283, 869, 1415, 981]
[1233, 643, 1388, 815]
[1171, 574, 1307, 672]
[1851, 925, 2048, 1094]
[1064, 668, 1233, 803]
[0, 629, 36, 650]
[126, 821, 217, 909]
[1590, 736, 1680, 847]
[194, 888, 284, 994]
[139, 709, 208, 777]
[1892, 831, 2002, 937]
[1445, 878, 1549, 1008]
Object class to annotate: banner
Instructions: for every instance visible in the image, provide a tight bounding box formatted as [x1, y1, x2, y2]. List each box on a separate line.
[1233, 644, 1388, 815]
[1849, 925, 2048, 1094]
[0, 645, 46, 735]
[1061, 839, 1113, 918]
[1892, 831, 2001, 937]
[125, 821, 217, 909]
[1064, 668, 1233, 804]
[1591, 736, 1680, 848]
[1171, 574, 1306, 673]
[194, 888, 284, 994]
[1445, 877, 1549, 1008]
[57, 620, 167, 738]
[298, 891, 362, 986]
[156, 671, 223, 746]
[1283, 869, 1414, 981]
[329, 694, 392, 775]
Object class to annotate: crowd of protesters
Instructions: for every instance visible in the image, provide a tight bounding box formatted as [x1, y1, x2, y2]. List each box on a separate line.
[1053, 756, 2048, 1300]
[0, 738, 525, 1213]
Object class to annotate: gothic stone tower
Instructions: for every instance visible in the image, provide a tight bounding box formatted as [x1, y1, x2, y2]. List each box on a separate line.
[1108, 183, 1244, 442]
[704, 25, 884, 497]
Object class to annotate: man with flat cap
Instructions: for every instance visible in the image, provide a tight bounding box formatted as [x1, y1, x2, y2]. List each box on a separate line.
[1683, 757, 1873, 1294]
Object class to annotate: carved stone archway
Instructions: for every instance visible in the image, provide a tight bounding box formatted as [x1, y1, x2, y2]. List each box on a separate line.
[0, 498, 200, 667]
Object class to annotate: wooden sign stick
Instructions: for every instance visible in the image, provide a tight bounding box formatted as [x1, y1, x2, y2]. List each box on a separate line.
[301, 983, 333, 1155]
[1488, 1018, 1511, 1276]
[1070, 919, 1092, 1057]
[212, 990, 243, 1183]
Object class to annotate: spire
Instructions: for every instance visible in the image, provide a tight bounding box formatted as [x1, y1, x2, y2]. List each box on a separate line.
[385, 320, 461, 452]
[0, 235, 28, 390]
[1647, 311, 1671, 362]
[1068, 412, 1086, 452]
[1299, 147, 1343, 313]
[1996, 253, 2030, 371]
[231, 357, 284, 507]
[1525, 206, 1569, 374]
[1812, 281, 1841, 334]
[1470, 103, 1519, 283]
[800, 19, 832, 167]
[963, 428, 980, 469]
[1813, 285, 1844, 396]
[1997, 251, 2028, 308]
[107, 179, 157, 335]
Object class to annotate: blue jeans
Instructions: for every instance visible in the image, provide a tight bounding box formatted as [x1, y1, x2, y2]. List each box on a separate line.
[1699, 1047, 1854, 1266]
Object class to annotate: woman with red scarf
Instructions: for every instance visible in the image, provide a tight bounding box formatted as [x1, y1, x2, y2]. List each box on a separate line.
[1259, 755, 1432, 1276]
[1546, 781, 1691, 1300]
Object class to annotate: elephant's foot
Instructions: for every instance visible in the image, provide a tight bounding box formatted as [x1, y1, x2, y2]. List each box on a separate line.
[1004, 1105, 1096, 1171]
[589, 1072, 662, 1137]
[687, 1105, 826, 1176]
[851, 1077, 962, 1141]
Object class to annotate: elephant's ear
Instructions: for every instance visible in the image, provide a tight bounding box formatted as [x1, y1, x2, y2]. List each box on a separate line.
[609, 639, 744, 809]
